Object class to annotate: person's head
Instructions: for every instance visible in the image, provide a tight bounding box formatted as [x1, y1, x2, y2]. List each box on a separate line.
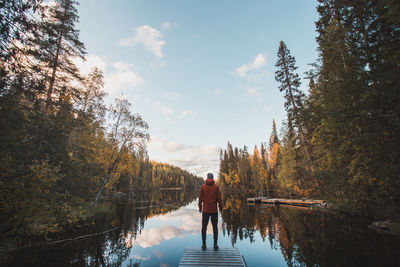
[207, 173, 214, 180]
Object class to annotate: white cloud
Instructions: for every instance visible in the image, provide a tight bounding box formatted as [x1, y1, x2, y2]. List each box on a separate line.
[164, 92, 180, 101]
[119, 25, 166, 58]
[112, 61, 135, 71]
[179, 110, 196, 119]
[104, 61, 144, 94]
[151, 136, 188, 152]
[161, 21, 177, 31]
[235, 53, 266, 77]
[149, 137, 220, 177]
[124, 207, 220, 249]
[74, 55, 143, 95]
[129, 225, 185, 248]
[74, 54, 107, 76]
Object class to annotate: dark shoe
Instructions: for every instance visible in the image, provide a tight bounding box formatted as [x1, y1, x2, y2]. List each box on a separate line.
[213, 244, 218, 250]
[202, 244, 206, 250]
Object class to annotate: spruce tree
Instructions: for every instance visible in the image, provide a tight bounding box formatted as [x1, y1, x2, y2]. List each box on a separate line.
[0, 0, 42, 94]
[275, 41, 304, 126]
[28, 0, 86, 111]
[268, 119, 279, 149]
[275, 40, 312, 175]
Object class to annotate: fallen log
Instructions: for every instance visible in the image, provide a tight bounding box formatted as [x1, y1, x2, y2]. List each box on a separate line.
[248, 202, 312, 211]
[247, 198, 325, 207]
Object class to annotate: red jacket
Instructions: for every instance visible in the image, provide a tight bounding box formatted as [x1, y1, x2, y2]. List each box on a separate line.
[198, 179, 222, 213]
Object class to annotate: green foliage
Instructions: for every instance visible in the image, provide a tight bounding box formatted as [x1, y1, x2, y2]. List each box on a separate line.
[219, 138, 276, 197]
[274, 0, 400, 215]
[275, 41, 304, 124]
[220, 1, 400, 218]
[309, 0, 400, 214]
[130, 161, 203, 192]
[0, 0, 202, 242]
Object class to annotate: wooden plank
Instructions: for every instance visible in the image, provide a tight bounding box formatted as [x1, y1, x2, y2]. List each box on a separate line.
[179, 247, 246, 267]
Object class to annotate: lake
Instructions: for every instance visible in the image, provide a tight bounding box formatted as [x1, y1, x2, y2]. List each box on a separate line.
[3, 190, 400, 266]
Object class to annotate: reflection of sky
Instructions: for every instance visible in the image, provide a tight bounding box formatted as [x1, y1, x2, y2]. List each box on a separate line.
[122, 200, 287, 267]
[122, 201, 229, 267]
[125, 202, 220, 249]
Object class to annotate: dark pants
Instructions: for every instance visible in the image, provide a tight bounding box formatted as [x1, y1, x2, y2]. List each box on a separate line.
[201, 212, 218, 245]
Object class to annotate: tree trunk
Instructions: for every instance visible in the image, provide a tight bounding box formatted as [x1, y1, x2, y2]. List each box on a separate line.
[93, 172, 111, 205]
[45, 25, 64, 113]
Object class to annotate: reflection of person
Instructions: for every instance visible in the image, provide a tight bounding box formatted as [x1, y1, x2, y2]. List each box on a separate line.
[198, 173, 223, 250]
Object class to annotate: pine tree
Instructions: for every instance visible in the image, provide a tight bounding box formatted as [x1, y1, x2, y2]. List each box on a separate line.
[275, 41, 304, 126]
[28, 0, 86, 112]
[0, 0, 42, 95]
[275, 41, 312, 174]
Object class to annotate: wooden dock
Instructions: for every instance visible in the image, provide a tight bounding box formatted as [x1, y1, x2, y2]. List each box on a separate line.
[247, 197, 324, 207]
[178, 247, 246, 267]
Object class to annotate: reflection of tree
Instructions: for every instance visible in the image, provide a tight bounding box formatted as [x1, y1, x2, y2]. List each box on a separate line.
[221, 194, 257, 245]
[128, 259, 141, 267]
[221, 193, 400, 267]
[7, 191, 400, 266]
[5, 190, 197, 266]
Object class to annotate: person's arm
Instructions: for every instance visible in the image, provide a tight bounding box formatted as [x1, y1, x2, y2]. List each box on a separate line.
[198, 186, 204, 213]
[216, 186, 222, 212]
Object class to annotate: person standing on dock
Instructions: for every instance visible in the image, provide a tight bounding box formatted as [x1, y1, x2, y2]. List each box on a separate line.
[198, 173, 223, 250]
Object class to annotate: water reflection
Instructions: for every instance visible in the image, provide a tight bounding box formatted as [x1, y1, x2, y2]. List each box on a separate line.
[221, 194, 400, 267]
[4, 190, 197, 266]
[4, 191, 400, 266]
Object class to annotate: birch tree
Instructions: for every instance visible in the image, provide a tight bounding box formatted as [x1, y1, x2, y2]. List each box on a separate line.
[93, 96, 149, 205]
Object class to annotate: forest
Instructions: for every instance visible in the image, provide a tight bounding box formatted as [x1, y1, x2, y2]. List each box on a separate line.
[219, 0, 400, 219]
[0, 0, 203, 241]
[221, 194, 399, 266]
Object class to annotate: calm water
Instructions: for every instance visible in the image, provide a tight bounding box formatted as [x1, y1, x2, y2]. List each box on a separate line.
[3, 190, 400, 266]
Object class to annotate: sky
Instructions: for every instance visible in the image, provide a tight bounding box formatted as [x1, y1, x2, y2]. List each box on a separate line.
[74, 0, 320, 178]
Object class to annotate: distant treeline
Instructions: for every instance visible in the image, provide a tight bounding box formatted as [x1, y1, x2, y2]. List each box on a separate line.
[124, 160, 204, 193]
[220, 0, 400, 218]
[0, 0, 202, 238]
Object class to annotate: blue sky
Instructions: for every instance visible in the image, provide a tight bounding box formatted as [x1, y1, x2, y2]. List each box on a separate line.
[75, 0, 319, 178]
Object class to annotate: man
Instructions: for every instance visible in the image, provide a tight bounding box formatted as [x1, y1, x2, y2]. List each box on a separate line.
[198, 173, 223, 250]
